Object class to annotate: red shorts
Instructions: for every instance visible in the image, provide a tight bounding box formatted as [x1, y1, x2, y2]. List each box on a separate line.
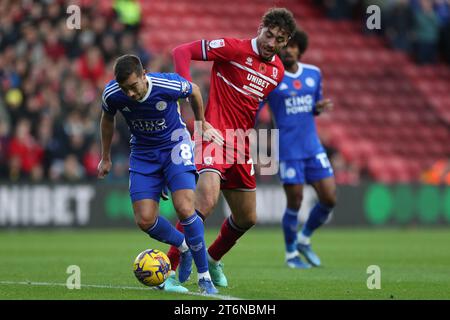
[195, 141, 256, 191]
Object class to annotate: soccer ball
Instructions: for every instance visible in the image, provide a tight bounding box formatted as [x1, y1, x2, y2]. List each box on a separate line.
[133, 249, 171, 286]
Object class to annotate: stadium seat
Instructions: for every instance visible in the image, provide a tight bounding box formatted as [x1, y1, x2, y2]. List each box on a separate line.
[141, 0, 450, 183]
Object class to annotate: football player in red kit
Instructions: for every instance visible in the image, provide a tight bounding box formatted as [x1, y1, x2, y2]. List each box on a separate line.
[165, 8, 297, 291]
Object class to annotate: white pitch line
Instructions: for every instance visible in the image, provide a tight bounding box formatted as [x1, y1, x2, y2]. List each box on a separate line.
[0, 280, 242, 300]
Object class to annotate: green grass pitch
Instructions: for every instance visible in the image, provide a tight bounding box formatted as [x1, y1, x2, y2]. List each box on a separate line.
[0, 228, 449, 300]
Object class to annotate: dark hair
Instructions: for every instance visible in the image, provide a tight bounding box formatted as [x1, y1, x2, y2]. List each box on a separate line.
[261, 8, 296, 37]
[289, 29, 308, 55]
[114, 54, 144, 83]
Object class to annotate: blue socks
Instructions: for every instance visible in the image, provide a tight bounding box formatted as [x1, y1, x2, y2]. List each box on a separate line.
[181, 213, 208, 273]
[146, 216, 184, 247]
[282, 208, 299, 253]
[146, 212, 208, 274]
[283, 203, 333, 250]
[301, 202, 333, 237]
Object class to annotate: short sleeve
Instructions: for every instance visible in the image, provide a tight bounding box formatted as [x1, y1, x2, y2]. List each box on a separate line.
[151, 73, 193, 100]
[313, 71, 323, 116]
[201, 38, 241, 62]
[315, 70, 323, 103]
[101, 82, 119, 115]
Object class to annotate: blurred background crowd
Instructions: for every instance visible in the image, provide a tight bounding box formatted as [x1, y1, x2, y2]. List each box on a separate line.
[0, 0, 449, 185]
[0, 0, 148, 182]
[317, 0, 450, 64]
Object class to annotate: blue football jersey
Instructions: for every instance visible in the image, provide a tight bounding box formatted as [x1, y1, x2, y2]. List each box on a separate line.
[101, 72, 193, 150]
[266, 62, 325, 160]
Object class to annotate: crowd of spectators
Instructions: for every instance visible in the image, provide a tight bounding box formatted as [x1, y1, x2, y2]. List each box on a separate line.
[384, 0, 450, 64]
[0, 0, 371, 185]
[314, 0, 450, 65]
[0, 0, 152, 182]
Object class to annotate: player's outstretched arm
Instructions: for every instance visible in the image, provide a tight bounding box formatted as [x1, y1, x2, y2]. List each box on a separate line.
[172, 41, 204, 82]
[97, 111, 115, 179]
[189, 82, 224, 146]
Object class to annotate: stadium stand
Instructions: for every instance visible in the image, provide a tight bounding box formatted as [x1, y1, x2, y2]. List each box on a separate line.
[0, 0, 449, 184]
[140, 0, 450, 184]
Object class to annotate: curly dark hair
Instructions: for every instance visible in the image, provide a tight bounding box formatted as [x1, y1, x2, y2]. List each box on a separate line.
[261, 8, 297, 37]
[289, 29, 309, 55]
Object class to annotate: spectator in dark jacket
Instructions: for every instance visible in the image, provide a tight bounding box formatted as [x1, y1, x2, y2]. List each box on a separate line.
[434, 0, 450, 63]
[386, 0, 415, 52]
[413, 0, 440, 64]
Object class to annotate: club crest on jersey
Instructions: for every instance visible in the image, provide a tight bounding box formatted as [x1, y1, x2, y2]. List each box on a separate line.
[271, 67, 278, 79]
[293, 80, 302, 90]
[209, 39, 225, 49]
[156, 101, 167, 111]
[306, 77, 315, 87]
[204, 156, 213, 165]
[259, 63, 267, 74]
[245, 57, 253, 66]
[279, 83, 288, 91]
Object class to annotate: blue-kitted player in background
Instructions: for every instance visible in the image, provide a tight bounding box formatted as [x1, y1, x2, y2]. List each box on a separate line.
[97, 54, 223, 293]
[264, 30, 337, 269]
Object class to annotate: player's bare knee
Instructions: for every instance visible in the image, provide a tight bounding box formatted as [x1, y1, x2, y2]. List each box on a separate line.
[287, 195, 302, 211]
[195, 192, 218, 217]
[234, 213, 257, 229]
[134, 212, 157, 231]
[172, 190, 195, 220]
[245, 214, 257, 228]
[321, 192, 337, 208]
[174, 203, 195, 220]
[195, 173, 220, 216]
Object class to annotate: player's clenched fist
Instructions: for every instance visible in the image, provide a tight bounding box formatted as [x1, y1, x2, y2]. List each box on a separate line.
[193, 120, 224, 146]
[315, 99, 333, 114]
[97, 159, 112, 179]
[202, 121, 224, 146]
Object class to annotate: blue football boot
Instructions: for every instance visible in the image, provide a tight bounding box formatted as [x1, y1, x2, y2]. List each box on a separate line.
[297, 243, 321, 267]
[178, 250, 193, 283]
[198, 278, 219, 295]
[286, 255, 312, 269]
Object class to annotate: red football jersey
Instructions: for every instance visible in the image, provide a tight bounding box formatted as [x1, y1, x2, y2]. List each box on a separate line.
[172, 37, 285, 190]
[200, 37, 285, 133]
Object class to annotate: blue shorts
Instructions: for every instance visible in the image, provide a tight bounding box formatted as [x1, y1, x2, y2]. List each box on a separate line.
[279, 152, 334, 185]
[129, 142, 197, 202]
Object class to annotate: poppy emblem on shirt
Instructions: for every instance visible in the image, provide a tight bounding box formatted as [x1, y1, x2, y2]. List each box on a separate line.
[293, 80, 302, 90]
[259, 63, 267, 73]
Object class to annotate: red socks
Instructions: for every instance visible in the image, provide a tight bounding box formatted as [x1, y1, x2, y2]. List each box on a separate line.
[207, 216, 247, 262]
[167, 215, 249, 270]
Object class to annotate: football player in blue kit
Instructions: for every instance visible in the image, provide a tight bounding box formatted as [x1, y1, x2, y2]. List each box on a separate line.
[97, 54, 223, 293]
[265, 30, 337, 269]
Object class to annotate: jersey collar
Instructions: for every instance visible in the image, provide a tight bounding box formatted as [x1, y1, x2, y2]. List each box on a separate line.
[251, 38, 275, 62]
[137, 75, 152, 103]
[284, 62, 303, 78]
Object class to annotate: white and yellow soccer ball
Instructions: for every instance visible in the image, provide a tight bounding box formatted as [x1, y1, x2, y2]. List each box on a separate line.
[133, 249, 171, 286]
